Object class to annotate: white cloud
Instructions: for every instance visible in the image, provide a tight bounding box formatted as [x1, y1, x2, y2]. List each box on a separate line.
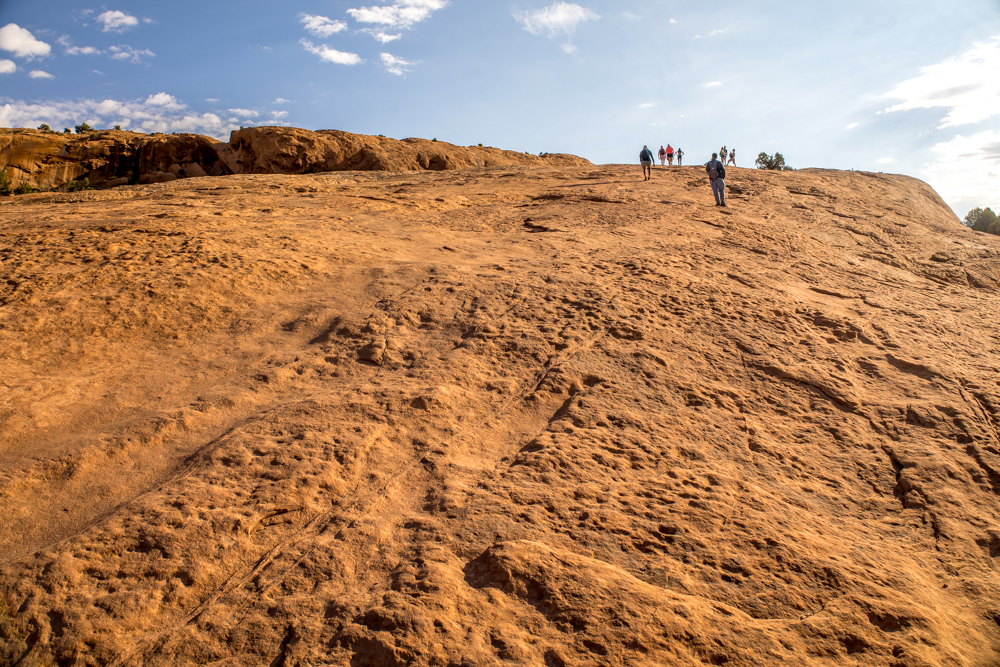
[380, 52, 417, 75]
[703, 81, 721, 88]
[516, 2, 598, 38]
[0, 24, 51, 59]
[271, 110, 289, 119]
[877, 158, 894, 164]
[694, 29, 726, 39]
[0, 59, 14, 74]
[145, 92, 184, 109]
[29, 70, 55, 79]
[637, 102, 655, 109]
[300, 39, 362, 65]
[108, 45, 155, 63]
[347, 0, 448, 37]
[206, 98, 219, 103]
[274, 97, 290, 104]
[96, 10, 139, 32]
[228, 108, 258, 117]
[299, 14, 348, 38]
[845, 122, 858, 130]
[142, 17, 155, 24]
[0, 94, 259, 139]
[884, 35, 1000, 129]
[362, 29, 402, 43]
[67, 45, 101, 55]
[924, 129, 1000, 215]
[670, 19, 677, 24]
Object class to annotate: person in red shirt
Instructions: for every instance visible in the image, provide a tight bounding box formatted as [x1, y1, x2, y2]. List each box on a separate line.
[666, 144, 675, 166]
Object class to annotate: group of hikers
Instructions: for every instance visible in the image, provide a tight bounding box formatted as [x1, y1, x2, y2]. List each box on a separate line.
[639, 144, 733, 207]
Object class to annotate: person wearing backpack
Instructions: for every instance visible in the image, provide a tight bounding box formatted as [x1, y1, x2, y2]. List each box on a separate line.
[640, 145, 655, 181]
[658, 145, 667, 166]
[705, 152, 727, 206]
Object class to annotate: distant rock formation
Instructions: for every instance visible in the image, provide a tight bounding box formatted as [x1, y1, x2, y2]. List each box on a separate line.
[0, 127, 591, 191]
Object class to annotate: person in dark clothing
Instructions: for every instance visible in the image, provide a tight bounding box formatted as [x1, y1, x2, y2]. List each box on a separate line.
[640, 145, 655, 181]
[675, 147, 684, 166]
[705, 152, 727, 206]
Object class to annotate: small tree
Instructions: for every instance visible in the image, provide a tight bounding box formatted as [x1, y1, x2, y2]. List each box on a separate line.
[74, 122, 94, 134]
[0, 169, 12, 196]
[755, 152, 792, 170]
[64, 128, 71, 134]
[37, 123, 51, 132]
[114, 124, 121, 130]
[963, 207, 997, 233]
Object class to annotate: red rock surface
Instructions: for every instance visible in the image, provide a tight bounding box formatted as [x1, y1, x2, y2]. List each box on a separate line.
[0, 163, 998, 666]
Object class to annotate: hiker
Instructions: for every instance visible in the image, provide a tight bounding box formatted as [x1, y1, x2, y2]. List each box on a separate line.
[719, 146, 728, 164]
[640, 145, 655, 181]
[727, 148, 736, 166]
[705, 152, 727, 206]
[676, 147, 684, 166]
[666, 144, 674, 166]
[658, 145, 667, 166]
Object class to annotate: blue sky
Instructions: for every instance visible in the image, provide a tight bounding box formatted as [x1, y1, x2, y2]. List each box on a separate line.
[1, 0, 998, 217]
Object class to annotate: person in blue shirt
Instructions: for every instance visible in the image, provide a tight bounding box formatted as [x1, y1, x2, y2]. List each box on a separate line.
[640, 145, 655, 181]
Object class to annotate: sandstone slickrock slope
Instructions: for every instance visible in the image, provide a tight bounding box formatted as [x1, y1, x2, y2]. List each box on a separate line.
[0, 127, 589, 192]
[0, 163, 999, 667]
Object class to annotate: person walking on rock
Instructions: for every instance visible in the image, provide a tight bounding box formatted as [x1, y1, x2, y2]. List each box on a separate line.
[719, 146, 728, 164]
[658, 145, 667, 166]
[676, 147, 684, 166]
[705, 152, 727, 206]
[727, 148, 736, 167]
[666, 144, 674, 166]
[640, 145, 655, 181]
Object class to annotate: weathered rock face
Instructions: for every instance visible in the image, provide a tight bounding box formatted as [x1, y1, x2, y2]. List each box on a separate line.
[0, 129, 230, 190]
[0, 165, 998, 666]
[0, 127, 591, 191]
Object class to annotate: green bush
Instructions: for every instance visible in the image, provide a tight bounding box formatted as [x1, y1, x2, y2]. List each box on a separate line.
[74, 122, 94, 134]
[963, 207, 997, 233]
[14, 183, 37, 195]
[37, 123, 51, 132]
[114, 124, 121, 130]
[755, 152, 793, 171]
[63, 128, 71, 134]
[66, 177, 94, 192]
[0, 169, 12, 196]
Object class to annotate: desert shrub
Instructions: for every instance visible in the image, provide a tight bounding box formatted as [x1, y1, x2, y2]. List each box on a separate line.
[37, 123, 51, 131]
[0, 169, 12, 196]
[963, 207, 997, 233]
[432, 138, 437, 142]
[755, 152, 793, 171]
[14, 183, 37, 195]
[74, 122, 94, 134]
[63, 128, 71, 134]
[66, 177, 94, 192]
[114, 125, 121, 130]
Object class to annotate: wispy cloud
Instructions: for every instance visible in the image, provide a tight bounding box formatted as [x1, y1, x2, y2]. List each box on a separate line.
[884, 35, 1000, 129]
[380, 52, 417, 75]
[693, 29, 726, 39]
[274, 98, 290, 104]
[271, 110, 289, 119]
[845, 122, 858, 130]
[637, 102, 655, 109]
[703, 81, 721, 88]
[108, 45, 155, 63]
[299, 14, 348, 38]
[300, 39, 362, 65]
[516, 2, 598, 37]
[347, 0, 448, 30]
[0, 59, 14, 74]
[925, 129, 1000, 214]
[96, 10, 139, 33]
[228, 108, 258, 117]
[0, 23, 51, 59]
[29, 70, 54, 79]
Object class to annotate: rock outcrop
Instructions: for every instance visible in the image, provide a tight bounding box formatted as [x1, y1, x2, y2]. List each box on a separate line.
[0, 127, 590, 192]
